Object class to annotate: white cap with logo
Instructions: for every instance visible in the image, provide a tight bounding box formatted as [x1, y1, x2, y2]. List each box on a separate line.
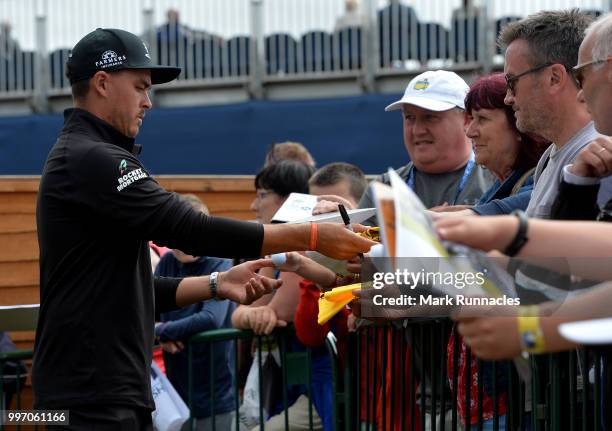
[385, 70, 469, 112]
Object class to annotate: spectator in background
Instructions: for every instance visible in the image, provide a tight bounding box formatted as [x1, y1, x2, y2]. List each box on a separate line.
[264, 141, 316, 169]
[499, 9, 602, 219]
[0, 21, 18, 55]
[155, 194, 236, 430]
[356, 70, 492, 225]
[265, 163, 366, 430]
[0, 332, 27, 410]
[156, 8, 192, 74]
[232, 160, 322, 430]
[430, 73, 550, 216]
[149, 242, 170, 273]
[551, 12, 612, 220]
[335, 0, 362, 31]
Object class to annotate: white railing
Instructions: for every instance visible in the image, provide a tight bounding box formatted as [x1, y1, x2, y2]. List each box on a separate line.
[0, 0, 610, 106]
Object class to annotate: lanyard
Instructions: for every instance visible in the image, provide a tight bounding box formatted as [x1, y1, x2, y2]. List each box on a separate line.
[406, 152, 476, 205]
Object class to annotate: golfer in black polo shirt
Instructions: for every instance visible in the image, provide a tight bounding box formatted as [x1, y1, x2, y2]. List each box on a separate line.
[34, 28, 374, 429]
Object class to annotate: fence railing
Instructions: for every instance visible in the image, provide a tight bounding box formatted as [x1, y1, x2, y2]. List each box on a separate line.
[1, 0, 610, 109]
[0, 321, 608, 430]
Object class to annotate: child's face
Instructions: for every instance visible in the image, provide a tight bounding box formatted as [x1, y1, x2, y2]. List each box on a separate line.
[309, 179, 358, 207]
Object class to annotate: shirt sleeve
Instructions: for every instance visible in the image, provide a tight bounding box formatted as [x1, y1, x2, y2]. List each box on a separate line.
[294, 279, 330, 347]
[154, 276, 182, 316]
[472, 189, 532, 216]
[155, 300, 232, 342]
[563, 164, 601, 185]
[75, 143, 263, 258]
[550, 179, 600, 220]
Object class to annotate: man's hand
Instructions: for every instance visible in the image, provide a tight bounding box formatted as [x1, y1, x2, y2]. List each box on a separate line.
[218, 259, 283, 305]
[569, 137, 612, 178]
[452, 304, 521, 360]
[160, 340, 184, 354]
[245, 305, 287, 335]
[316, 223, 376, 260]
[435, 215, 519, 252]
[312, 195, 355, 215]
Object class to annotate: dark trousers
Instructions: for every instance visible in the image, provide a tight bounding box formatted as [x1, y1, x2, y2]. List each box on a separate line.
[53, 404, 153, 431]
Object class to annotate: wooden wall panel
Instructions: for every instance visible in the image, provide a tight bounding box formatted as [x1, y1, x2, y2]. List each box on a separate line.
[0, 175, 256, 309]
[0, 176, 255, 410]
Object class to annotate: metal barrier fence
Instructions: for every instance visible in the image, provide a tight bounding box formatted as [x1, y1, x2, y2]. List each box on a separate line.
[0, 321, 608, 430]
[0, 0, 610, 107]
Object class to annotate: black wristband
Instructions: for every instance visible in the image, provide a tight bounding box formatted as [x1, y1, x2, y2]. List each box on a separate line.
[504, 210, 529, 257]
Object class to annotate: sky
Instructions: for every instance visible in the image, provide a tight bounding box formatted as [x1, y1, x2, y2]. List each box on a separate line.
[1, 0, 609, 51]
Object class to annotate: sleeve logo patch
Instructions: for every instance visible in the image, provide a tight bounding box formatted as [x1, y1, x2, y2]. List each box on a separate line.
[117, 168, 148, 192]
[119, 159, 127, 175]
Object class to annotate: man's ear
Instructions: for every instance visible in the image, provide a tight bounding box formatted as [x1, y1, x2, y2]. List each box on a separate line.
[549, 63, 568, 93]
[90, 71, 110, 98]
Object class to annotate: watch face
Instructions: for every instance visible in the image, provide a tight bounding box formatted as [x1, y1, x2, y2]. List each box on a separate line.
[522, 332, 536, 349]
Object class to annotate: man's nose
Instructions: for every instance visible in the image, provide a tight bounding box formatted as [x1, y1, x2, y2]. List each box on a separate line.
[412, 117, 427, 135]
[143, 90, 152, 109]
[504, 89, 514, 106]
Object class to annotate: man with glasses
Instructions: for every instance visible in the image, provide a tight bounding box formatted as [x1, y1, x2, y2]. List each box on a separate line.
[499, 9, 605, 219]
[550, 12, 612, 220]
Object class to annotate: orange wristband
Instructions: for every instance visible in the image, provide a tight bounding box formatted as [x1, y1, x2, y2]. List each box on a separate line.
[309, 222, 318, 251]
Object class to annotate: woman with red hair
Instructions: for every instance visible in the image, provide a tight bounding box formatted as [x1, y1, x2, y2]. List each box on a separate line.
[432, 72, 550, 216]
[437, 73, 551, 429]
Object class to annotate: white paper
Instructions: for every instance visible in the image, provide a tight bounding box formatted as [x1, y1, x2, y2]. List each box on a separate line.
[271, 193, 318, 222]
[388, 169, 447, 258]
[286, 207, 377, 225]
[559, 318, 612, 345]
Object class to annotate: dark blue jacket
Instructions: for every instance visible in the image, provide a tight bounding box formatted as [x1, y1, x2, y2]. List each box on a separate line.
[473, 170, 534, 216]
[155, 253, 235, 418]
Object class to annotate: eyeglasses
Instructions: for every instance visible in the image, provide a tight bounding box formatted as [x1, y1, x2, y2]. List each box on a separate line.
[255, 190, 273, 200]
[572, 57, 612, 89]
[505, 63, 552, 95]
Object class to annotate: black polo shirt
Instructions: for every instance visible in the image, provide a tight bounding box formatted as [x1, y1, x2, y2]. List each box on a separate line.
[34, 108, 263, 409]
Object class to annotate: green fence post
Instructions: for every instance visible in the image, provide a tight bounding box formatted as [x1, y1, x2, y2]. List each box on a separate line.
[452, 328, 459, 431]
[188, 343, 195, 431]
[594, 350, 601, 431]
[439, 321, 448, 431]
[477, 359, 484, 431]
[210, 341, 216, 431]
[257, 335, 264, 431]
[381, 326, 387, 431]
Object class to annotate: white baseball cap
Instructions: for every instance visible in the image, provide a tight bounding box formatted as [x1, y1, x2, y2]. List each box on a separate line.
[385, 70, 469, 112]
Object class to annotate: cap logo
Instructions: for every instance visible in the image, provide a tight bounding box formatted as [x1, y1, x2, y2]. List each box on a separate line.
[95, 50, 127, 69]
[413, 79, 429, 91]
[142, 41, 151, 59]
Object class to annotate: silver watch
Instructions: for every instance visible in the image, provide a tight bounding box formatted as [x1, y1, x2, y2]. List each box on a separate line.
[210, 271, 220, 300]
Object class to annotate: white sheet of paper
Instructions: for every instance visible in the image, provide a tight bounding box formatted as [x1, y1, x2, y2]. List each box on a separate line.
[558, 318, 612, 345]
[287, 207, 377, 225]
[271, 193, 318, 223]
[388, 168, 446, 258]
